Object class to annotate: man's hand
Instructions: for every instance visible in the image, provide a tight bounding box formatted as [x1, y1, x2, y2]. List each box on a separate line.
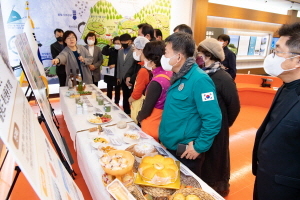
[181, 141, 200, 160]
[125, 77, 132, 87]
[89, 65, 96, 70]
[52, 58, 59, 65]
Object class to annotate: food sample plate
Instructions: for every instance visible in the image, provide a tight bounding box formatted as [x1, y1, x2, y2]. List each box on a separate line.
[123, 132, 140, 144]
[91, 137, 110, 149]
[134, 161, 181, 189]
[87, 114, 112, 125]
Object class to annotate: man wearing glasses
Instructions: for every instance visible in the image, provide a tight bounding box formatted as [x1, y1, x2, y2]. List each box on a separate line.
[252, 22, 300, 200]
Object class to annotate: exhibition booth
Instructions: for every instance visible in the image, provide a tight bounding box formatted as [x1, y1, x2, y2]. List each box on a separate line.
[1, 0, 299, 199]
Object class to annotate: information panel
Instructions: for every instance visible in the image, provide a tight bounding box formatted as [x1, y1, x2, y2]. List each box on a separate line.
[15, 33, 72, 166]
[0, 58, 84, 200]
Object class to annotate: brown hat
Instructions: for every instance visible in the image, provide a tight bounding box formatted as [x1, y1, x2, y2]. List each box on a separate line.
[199, 38, 225, 61]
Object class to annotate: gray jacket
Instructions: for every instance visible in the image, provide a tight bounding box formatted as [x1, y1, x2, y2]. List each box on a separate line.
[117, 46, 135, 80]
[56, 45, 93, 85]
[84, 45, 103, 82]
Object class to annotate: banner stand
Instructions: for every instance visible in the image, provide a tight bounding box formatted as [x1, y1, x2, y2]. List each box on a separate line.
[13, 64, 76, 179]
[5, 165, 21, 200]
[17, 62, 60, 128]
[38, 112, 77, 179]
[0, 149, 9, 171]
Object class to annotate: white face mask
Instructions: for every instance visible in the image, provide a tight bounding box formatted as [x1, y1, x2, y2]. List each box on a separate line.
[133, 51, 141, 61]
[160, 54, 178, 71]
[114, 44, 121, 50]
[87, 40, 95, 45]
[144, 60, 152, 70]
[263, 53, 299, 77]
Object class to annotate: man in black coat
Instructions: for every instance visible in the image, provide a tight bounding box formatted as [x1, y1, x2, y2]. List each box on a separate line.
[217, 34, 236, 80]
[50, 28, 66, 86]
[252, 22, 300, 200]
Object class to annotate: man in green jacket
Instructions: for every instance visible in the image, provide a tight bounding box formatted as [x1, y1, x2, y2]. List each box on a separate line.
[159, 32, 222, 177]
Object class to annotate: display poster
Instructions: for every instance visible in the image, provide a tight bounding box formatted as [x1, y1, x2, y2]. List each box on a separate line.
[260, 36, 268, 56]
[270, 37, 279, 52]
[228, 35, 239, 54]
[0, 56, 18, 139]
[1, 0, 172, 84]
[247, 36, 256, 55]
[15, 33, 72, 166]
[237, 36, 250, 56]
[4, 88, 84, 200]
[0, 58, 84, 200]
[254, 36, 262, 55]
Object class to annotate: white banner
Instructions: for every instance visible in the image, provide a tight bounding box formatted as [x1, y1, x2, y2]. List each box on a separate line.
[0, 56, 17, 140]
[0, 58, 83, 200]
[15, 33, 72, 167]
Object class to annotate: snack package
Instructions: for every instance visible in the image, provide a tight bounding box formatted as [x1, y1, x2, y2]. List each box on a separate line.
[106, 179, 135, 200]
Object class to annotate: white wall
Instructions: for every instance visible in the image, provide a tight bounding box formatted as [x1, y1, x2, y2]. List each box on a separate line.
[170, 0, 194, 34]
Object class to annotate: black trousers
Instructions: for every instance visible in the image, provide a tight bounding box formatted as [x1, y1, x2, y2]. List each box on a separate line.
[57, 73, 67, 87]
[167, 149, 205, 178]
[107, 83, 121, 104]
[121, 81, 132, 114]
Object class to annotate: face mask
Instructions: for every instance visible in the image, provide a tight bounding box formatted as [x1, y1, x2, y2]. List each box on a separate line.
[196, 55, 204, 68]
[114, 44, 121, 50]
[87, 40, 95, 45]
[160, 54, 178, 71]
[121, 43, 129, 49]
[144, 60, 152, 70]
[133, 51, 141, 61]
[56, 37, 63, 42]
[263, 53, 299, 77]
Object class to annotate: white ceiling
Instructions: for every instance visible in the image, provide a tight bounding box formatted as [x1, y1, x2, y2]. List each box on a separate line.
[209, 0, 300, 16]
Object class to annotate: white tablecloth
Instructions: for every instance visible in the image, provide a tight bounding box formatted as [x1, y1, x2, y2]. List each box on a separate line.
[60, 85, 224, 200]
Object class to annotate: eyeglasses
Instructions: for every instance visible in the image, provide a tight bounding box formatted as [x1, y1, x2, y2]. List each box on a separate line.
[66, 36, 76, 40]
[272, 51, 300, 58]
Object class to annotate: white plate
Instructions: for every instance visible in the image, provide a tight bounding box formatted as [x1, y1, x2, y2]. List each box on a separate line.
[123, 132, 140, 144]
[91, 137, 110, 149]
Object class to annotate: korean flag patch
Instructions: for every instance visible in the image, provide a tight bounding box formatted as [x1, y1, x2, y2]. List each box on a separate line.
[202, 92, 214, 101]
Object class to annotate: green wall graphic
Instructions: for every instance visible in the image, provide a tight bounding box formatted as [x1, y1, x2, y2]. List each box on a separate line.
[82, 0, 171, 46]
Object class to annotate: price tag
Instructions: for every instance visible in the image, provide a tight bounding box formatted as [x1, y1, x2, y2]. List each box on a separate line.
[154, 146, 169, 156]
[180, 165, 192, 177]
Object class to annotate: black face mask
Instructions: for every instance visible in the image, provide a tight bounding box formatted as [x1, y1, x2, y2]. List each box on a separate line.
[56, 37, 63, 42]
[121, 43, 129, 49]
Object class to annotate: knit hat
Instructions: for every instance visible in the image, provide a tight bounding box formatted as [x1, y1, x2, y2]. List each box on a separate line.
[199, 38, 225, 61]
[134, 36, 149, 49]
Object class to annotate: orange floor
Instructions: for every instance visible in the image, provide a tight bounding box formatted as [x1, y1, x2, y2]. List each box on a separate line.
[8, 97, 268, 200]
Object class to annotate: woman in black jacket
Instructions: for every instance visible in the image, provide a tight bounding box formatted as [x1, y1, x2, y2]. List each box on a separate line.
[102, 36, 121, 105]
[197, 38, 240, 197]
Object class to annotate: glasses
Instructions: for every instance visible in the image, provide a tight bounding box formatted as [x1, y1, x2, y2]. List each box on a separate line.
[272, 51, 300, 58]
[66, 36, 76, 40]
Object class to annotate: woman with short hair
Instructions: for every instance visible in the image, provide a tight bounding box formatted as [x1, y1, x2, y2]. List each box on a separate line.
[52, 30, 93, 85]
[84, 32, 103, 86]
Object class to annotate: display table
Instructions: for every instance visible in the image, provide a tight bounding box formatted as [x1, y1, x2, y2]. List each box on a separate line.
[60, 85, 224, 200]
